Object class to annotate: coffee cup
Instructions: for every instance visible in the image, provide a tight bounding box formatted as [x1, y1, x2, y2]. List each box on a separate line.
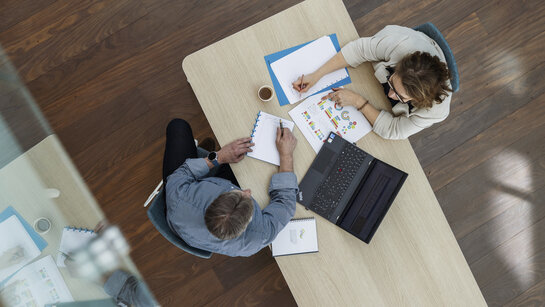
[258, 85, 274, 102]
[34, 217, 51, 234]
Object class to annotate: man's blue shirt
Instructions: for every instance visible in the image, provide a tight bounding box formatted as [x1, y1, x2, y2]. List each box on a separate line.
[165, 158, 298, 257]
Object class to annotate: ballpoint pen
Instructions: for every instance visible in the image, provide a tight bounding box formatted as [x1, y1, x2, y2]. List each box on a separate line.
[280, 119, 284, 137]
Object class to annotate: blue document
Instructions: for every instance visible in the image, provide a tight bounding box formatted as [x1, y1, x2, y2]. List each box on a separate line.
[0, 206, 48, 251]
[264, 34, 351, 106]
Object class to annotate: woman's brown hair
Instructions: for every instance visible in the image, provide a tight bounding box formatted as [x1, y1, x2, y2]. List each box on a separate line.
[396, 51, 452, 109]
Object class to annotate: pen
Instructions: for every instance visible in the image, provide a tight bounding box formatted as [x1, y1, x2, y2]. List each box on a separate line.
[300, 74, 305, 90]
[280, 119, 284, 137]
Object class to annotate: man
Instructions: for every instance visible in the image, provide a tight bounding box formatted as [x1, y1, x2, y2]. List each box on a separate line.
[163, 119, 298, 257]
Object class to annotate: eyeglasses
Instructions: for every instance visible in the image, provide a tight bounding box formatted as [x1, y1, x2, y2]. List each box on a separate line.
[387, 73, 407, 104]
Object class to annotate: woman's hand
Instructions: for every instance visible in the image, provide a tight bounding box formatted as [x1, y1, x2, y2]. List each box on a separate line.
[292, 72, 321, 93]
[322, 87, 367, 109]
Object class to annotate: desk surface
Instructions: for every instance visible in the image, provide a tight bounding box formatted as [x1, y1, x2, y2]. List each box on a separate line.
[182, 0, 485, 305]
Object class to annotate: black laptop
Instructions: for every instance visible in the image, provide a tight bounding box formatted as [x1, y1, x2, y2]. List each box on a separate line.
[298, 132, 408, 243]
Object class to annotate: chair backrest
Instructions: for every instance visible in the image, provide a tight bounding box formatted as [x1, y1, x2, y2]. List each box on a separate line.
[147, 189, 212, 259]
[413, 22, 459, 92]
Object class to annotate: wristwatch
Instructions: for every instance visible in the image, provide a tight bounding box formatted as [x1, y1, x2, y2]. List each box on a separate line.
[207, 151, 220, 167]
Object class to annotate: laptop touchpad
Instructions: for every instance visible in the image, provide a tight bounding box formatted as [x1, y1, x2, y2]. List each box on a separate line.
[314, 147, 335, 174]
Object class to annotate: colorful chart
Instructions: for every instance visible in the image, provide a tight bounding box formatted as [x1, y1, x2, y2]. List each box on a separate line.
[325, 108, 333, 118]
[341, 121, 358, 134]
[331, 116, 340, 129]
[341, 111, 350, 120]
[334, 102, 343, 111]
[309, 121, 316, 130]
[302, 111, 311, 120]
[317, 100, 328, 110]
[314, 129, 325, 141]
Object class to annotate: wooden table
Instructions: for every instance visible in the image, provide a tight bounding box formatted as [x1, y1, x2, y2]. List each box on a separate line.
[182, 0, 486, 305]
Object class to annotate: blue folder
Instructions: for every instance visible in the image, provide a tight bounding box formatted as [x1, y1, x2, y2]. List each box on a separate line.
[0, 206, 48, 251]
[264, 33, 351, 106]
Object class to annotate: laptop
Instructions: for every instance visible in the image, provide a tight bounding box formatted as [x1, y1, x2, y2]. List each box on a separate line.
[298, 132, 408, 243]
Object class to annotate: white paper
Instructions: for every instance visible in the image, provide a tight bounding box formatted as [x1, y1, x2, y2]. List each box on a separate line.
[289, 91, 372, 152]
[56, 228, 96, 267]
[247, 112, 295, 166]
[0, 215, 41, 282]
[1, 255, 73, 307]
[270, 36, 349, 104]
[272, 218, 318, 256]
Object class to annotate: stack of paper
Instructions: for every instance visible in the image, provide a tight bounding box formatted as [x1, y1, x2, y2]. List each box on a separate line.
[264, 34, 351, 106]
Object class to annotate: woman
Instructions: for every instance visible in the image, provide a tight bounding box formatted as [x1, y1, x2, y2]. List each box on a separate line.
[293, 25, 452, 140]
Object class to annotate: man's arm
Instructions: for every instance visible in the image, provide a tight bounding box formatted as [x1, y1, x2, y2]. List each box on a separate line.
[203, 137, 254, 168]
[260, 127, 299, 244]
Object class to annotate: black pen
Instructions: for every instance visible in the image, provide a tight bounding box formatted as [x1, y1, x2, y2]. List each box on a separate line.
[280, 119, 284, 137]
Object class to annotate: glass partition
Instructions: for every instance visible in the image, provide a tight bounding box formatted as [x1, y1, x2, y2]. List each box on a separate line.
[0, 45, 157, 306]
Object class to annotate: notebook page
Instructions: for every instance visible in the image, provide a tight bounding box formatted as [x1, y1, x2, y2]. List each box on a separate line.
[56, 228, 96, 267]
[270, 36, 349, 104]
[272, 218, 318, 256]
[247, 112, 294, 166]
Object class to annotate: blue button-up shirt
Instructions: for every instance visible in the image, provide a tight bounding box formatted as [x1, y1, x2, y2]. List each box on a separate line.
[165, 158, 298, 257]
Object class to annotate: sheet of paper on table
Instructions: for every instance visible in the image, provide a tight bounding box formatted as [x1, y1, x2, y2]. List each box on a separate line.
[289, 90, 372, 152]
[1, 255, 73, 307]
[0, 215, 41, 282]
[270, 36, 349, 104]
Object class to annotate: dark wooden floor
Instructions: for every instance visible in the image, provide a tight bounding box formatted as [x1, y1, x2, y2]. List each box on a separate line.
[1, 0, 544, 305]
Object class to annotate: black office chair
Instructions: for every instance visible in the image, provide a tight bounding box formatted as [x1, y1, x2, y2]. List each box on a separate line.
[145, 147, 213, 259]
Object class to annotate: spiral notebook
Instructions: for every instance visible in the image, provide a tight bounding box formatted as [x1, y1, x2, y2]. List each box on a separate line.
[247, 111, 295, 166]
[271, 217, 318, 257]
[56, 226, 96, 267]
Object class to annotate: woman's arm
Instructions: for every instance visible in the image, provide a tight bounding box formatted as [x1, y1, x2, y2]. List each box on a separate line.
[293, 52, 349, 92]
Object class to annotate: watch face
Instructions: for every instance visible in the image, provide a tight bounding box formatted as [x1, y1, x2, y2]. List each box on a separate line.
[207, 151, 217, 161]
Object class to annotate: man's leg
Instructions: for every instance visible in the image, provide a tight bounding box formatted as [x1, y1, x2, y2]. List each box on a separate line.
[162, 119, 198, 182]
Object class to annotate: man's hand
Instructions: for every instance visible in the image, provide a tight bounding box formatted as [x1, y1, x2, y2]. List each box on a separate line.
[217, 137, 254, 164]
[276, 127, 297, 172]
[322, 87, 367, 109]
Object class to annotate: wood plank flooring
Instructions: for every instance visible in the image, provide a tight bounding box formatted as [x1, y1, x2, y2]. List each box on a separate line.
[1, 0, 544, 305]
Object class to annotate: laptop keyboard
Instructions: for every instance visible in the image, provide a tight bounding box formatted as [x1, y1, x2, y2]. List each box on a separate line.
[309, 142, 367, 219]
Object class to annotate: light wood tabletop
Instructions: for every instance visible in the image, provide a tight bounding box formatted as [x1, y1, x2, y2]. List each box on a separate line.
[182, 0, 486, 305]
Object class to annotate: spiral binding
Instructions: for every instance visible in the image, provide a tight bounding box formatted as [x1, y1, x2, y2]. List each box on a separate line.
[250, 111, 262, 138]
[65, 226, 94, 233]
[291, 217, 315, 222]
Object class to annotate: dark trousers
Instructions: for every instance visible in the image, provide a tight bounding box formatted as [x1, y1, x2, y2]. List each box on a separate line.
[162, 119, 239, 186]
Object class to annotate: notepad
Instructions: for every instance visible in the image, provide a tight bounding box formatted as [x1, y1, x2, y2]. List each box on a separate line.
[270, 36, 350, 105]
[271, 218, 318, 257]
[56, 226, 96, 267]
[247, 111, 295, 166]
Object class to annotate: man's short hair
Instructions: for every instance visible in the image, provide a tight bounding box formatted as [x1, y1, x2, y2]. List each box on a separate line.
[205, 191, 254, 240]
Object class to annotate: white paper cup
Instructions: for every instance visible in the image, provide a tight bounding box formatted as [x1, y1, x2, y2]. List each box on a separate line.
[258, 85, 274, 102]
